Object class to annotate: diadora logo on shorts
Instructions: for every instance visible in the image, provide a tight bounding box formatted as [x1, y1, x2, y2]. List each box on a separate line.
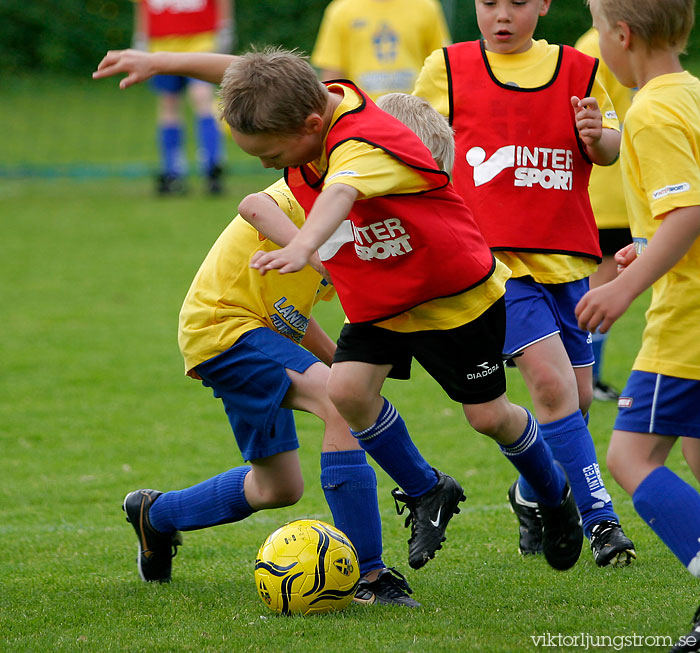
[467, 361, 499, 380]
[466, 145, 575, 190]
[652, 182, 690, 200]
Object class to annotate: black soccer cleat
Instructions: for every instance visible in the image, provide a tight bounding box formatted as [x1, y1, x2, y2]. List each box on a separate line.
[392, 469, 466, 570]
[672, 604, 700, 652]
[590, 520, 637, 567]
[156, 173, 187, 196]
[206, 164, 224, 195]
[538, 482, 583, 571]
[353, 567, 421, 607]
[122, 489, 182, 583]
[507, 480, 543, 556]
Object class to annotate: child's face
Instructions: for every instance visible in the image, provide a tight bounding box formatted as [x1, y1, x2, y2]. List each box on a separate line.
[475, 0, 552, 55]
[230, 127, 323, 170]
[589, 0, 635, 88]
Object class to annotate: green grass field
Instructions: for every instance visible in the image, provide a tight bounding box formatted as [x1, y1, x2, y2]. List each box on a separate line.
[2, 59, 700, 651]
[2, 175, 698, 653]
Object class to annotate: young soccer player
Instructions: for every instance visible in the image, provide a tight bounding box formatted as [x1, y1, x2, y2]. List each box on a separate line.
[575, 0, 700, 648]
[95, 46, 584, 573]
[311, 0, 451, 100]
[575, 26, 635, 403]
[120, 179, 421, 605]
[412, 0, 636, 567]
[131, 0, 233, 195]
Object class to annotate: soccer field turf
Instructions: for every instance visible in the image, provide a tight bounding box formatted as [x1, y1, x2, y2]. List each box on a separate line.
[1, 174, 698, 652]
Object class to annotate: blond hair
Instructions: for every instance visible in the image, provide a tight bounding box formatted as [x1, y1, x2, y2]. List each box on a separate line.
[592, 0, 695, 52]
[376, 93, 455, 175]
[219, 47, 329, 134]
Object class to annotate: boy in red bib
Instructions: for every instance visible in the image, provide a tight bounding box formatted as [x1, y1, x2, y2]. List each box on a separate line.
[413, 0, 635, 567]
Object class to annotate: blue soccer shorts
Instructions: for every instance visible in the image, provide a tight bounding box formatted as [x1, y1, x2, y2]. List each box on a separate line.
[615, 371, 700, 437]
[503, 276, 594, 368]
[150, 75, 211, 94]
[195, 328, 320, 461]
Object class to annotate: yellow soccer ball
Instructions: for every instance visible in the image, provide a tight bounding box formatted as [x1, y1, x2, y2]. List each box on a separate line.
[254, 519, 360, 615]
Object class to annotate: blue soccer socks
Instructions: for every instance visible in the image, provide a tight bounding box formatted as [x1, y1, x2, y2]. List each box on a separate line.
[321, 450, 384, 576]
[526, 410, 618, 536]
[500, 409, 566, 507]
[158, 124, 185, 177]
[149, 466, 253, 533]
[633, 466, 700, 574]
[351, 398, 437, 498]
[196, 115, 222, 174]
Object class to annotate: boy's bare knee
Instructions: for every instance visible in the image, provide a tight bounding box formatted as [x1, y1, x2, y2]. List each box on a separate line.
[606, 445, 624, 485]
[463, 404, 507, 439]
[258, 481, 304, 509]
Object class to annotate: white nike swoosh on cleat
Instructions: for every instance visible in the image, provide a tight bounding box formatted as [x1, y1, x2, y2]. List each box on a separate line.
[430, 507, 442, 528]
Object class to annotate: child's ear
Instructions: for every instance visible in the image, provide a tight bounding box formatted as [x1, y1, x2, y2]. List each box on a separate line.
[539, 0, 553, 18]
[617, 21, 632, 50]
[303, 113, 325, 135]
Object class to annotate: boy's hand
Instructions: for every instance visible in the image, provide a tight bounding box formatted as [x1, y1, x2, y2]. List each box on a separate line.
[571, 95, 603, 147]
[92, 49, 157, 89]
[575, 279, 634, 334]
[250, 242, 314, 276]
[615, 243, 637, 273]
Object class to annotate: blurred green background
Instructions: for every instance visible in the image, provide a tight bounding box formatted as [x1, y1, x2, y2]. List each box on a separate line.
[1, 1, 698, 180]
[0, 0, 626, 77]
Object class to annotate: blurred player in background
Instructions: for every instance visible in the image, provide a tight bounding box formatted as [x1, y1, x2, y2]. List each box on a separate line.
[311, 0, 450, 100]
[132, 0, 234, 195]
[575, 26, 634, 402]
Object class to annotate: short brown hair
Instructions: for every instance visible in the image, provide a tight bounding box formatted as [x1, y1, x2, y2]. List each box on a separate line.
[219, 47, 329, 134]
[593, 0, 695, 52]
[376, 93, 456, 175]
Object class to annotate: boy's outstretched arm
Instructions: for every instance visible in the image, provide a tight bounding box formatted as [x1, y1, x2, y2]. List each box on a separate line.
[251, 183, 359, 275]
[571, 95, 620, 166]
[92, 49, 236, 89]
[576, 205, 700, 333]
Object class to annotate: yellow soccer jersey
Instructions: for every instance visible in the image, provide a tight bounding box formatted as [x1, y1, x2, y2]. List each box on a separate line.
[414, 39, 619, 283]
[310, 83, 510, 332]
[311, 0, 450, 100]
[621, 71, 700, 380]
[178, 179, 335, 374]
[575, 28, 633, 230]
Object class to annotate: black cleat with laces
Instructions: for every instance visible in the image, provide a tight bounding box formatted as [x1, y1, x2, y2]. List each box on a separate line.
[538, 482, 583, 571]
[507, 480, 543, 555]
[122, 489, 182, 583]
[590, 520, 636, 567]
[391, 469, 466, 570]
[671, 605, 700, 652]
[353, 567, 421, 607]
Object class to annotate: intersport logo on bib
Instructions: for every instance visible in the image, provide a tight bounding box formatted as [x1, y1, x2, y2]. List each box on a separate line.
[466, 145, 575, 191]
